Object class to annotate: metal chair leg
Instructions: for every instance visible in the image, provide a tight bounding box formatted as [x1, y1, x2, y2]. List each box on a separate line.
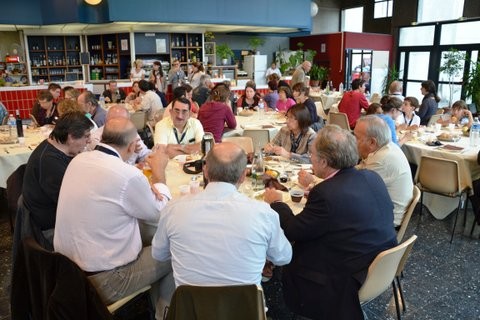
[396, 276, 406, 312]
[392, 280, 402, 320]
[450, 198, 463, 244]
[419, 191, 424, 218]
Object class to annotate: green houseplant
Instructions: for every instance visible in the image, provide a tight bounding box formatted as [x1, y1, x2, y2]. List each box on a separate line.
[248, 37, 265, 54]
[439, 48, 466, 107]
[381, 64, 400, 95]
[309, 64, 328, 87]
[216, 43, 234, 65]
[464, 60, 480, 114]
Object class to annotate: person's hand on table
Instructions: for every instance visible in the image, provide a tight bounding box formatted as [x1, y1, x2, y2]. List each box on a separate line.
[264, 187, 282, 204]
[272, 146, 290, 159]
[298, 169, 314, 188]
[264, 142, 275, 154]
[104, 96, 111, 103]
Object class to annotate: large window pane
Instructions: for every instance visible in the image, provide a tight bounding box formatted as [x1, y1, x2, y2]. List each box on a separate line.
[342, 7, 363, 32]
[399, 26, 435, 46]
[438, 83, 462, 108]
[399, 52, 405, 79]
[405, 81, 423, 102]
[441, 21, 480, 45]
[418, 0, 464, 23]
[407, 52, 430, 81]
[439, 50, 466, 82]
[374, 2, 387, 19]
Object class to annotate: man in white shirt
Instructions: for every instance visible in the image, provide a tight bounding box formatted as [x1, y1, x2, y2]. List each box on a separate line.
[355, 115, 413, 227]
[89, 104, 151, 165]
[154, 97, 204, 158]
[133, 80, 163, 126]
[54, 118, 174, 319]
[152, 142, 292, 287]
[265, 62, 282, 80]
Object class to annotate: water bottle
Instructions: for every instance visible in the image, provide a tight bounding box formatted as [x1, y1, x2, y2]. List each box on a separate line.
[15, 110, 23, 138]
[339, 82, 344, 94]
[8, 114, 16, 138]
[258, 98, 265, 118]
[99, 96, 106, 109]
[469, 117, 480, 147]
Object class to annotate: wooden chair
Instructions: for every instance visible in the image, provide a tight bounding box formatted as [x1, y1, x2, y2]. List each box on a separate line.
[242, 129, 270, 149]
[223, 136, 254, 154]
[328, 112, 350, 131]
[415, 156, 469, 243]
[165, 284, 266, 320]
[359, 235, 418, 320]
[396, 186, 421, 243]
[314, 101, 328, 121]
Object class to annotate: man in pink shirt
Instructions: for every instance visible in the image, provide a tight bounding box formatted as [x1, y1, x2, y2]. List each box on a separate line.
[338, 79, 369, 129]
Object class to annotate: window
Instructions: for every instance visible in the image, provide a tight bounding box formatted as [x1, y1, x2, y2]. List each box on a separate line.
[417, 0, 464, 23]
[374, 0, 393, 19]
[441, 21, 480, 45]
[341, 7, 363, 32]
[399, 25, 435, 47]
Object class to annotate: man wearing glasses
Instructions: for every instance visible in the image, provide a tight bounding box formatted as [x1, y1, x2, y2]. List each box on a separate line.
[167, 59, 186, 89]
[154, 97, 204, 158]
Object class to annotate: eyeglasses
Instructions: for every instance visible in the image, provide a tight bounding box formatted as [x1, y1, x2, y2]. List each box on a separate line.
[173, 108, 189, 115]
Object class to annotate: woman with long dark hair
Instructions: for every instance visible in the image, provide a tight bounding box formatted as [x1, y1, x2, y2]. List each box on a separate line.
[418, 80, 440, 125]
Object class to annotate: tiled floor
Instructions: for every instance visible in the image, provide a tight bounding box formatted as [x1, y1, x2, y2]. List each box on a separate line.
[0, 203, 479, 320]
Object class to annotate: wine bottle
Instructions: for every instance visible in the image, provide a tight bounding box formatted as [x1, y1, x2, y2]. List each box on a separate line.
[15, 110, 24, 138]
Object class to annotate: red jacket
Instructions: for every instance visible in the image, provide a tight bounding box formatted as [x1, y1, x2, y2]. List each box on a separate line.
[338, 91, 369, 128]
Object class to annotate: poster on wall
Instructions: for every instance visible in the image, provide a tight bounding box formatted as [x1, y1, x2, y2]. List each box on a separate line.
[156, 39, 166, 53]
[121, 39, 128, 51]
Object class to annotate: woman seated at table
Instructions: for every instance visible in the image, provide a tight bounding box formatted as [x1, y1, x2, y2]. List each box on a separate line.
[396, 96, 421, 130]
[236, 82, 260, 111]
[276, 86, 296, 113]
[264, 104, 316, 164]
[198, 83, 236, 143]
[437, 100, 473, 129]
[292, 83, 323, 132]
[125, 81, 141, 104]
[31, 89, 58, 126]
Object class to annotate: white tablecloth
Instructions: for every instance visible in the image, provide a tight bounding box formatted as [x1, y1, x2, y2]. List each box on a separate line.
[401, 132, 480, 219]
[0, 128, 46, 188]
[223, 111, 284, 139]
[309, 91, 342, 111]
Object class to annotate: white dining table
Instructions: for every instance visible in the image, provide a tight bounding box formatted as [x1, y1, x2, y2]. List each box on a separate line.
[401, 130, 480, 219]
[309, 90, 343, 111]
[222, 111, 285, 139]
[0, 127, 47, 188]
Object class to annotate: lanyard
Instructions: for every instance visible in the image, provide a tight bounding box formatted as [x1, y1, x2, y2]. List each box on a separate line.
[290, 132, 303, 154]
[403, 112, 413, 126]
[95, 145, 119, 158]
[173, 127, 187, 144]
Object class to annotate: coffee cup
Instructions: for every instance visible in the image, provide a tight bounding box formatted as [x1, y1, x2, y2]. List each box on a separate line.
[290, 189, 303, 203]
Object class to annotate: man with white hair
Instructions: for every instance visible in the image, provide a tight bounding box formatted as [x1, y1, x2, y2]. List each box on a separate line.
[290, 60, 312, 88]
[354, 115, 413, 227]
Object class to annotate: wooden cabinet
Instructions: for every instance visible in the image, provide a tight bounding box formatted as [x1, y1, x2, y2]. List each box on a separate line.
[86, 33, 130, 80]
[170, 33, 203, 73]
[204, 42, 216, 66]
[27, 35, 82, 83]
[0, 61, 28, 85]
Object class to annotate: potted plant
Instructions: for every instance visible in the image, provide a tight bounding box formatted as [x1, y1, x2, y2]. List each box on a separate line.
[381, 64, 400, 95]
[309, 64, 328, 87]
[248, 37, 265, 55]
[464, 60, 480, 114]
[216, 43, 234, 65]
[439, 48, 466, 107]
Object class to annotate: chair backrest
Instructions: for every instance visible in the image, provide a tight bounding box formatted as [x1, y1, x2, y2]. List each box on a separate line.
[11, 237, 112, 320]
[328, 112, 350, 130]
[415, 156, 461, 196]
[395, 235, 418, 278]
[314, 101, 327, 120]
[223, 136, 254, 154]
[427, 114, 442, 127]
[242, 129, 270, 149]
[166, 284, 266, 320]
[397, 185, 421, 243]
[131, 111, 147, 131]
[358, 235, 417, 303]
[6, 164, 27, 231]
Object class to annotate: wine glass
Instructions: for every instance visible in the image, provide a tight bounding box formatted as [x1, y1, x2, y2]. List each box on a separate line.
[252, 155, 265, 191]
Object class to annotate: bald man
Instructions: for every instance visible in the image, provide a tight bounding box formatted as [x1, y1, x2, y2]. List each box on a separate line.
[152, 142, 292, 287]
[55, 118, 174, 319]
[89, 104, 151, 164]
[291, 60, 312, 88]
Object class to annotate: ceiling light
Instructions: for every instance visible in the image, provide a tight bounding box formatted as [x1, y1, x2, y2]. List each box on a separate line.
[311, 2, 319, 17]
[85, 0, 102, 5]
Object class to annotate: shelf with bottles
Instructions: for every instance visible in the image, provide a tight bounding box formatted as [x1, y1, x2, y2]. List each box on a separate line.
[27, 35, 82, 82]
[86, 33, 130, 80]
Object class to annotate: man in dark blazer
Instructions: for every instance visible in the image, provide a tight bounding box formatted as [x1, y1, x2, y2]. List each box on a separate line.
[264, 125, 397, 320]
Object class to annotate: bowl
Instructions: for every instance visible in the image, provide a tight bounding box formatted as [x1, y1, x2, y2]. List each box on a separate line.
[290, 189, 304, 203]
